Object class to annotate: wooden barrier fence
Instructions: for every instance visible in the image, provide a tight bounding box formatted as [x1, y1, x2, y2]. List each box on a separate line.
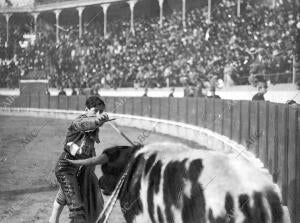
[0, 94, 299, 222]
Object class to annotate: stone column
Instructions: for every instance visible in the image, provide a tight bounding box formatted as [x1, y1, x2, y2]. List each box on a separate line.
[158, 0, 164, 28]
[101, 3, 110, 38]
[128, 0, 137, 35]
[77, 7, 85, 38]
[54, 9, 62, 43]
[5, 13, 12, 45]
[237, 0, 241, 17]
[182, 0, 186, 29]
[31, 12, 40, 35]
[207, 0, 211, 23]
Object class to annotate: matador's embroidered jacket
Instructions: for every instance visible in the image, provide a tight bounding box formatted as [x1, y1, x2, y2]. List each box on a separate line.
[54, 113, 105, 219]
[63, 114, 103, 158]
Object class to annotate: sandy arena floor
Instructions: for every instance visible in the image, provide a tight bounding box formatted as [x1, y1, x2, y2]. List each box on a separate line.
[0, 115, 202, 223]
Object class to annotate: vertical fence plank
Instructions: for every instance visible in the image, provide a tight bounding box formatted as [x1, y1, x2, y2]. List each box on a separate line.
[277, 104, 289, 205]
[240, 101, 250, 148]
[0, 95, 7, 106]
[30, 95, 39, 108]
[151, 98, 160, 119]
[142, 97, 151, 117]
[258, 102, 268, 167]
[103, 97, 113, 113]
[68, 96, 77, 110]
[9, 95, 18, 108]
[214, 99, 223, 135]
[22, 95, 30, 108]
[39, 95, 49, 109]
[206, 99, 214, 131]
[77, 95, 86, 110]
[114, 97, 125, 114]
[131, 97, 134, 115]
[58, 96, 68, 110]
[49, 96, 58, 109]
[178, 98, 187, 123]
[160, 98, 169, 120]
[296, 107, 300, 223]
[27, 95, 31, 107]
[66, 96, 69, 110]
[187, 98, 197, 125]
[169, 98, 178, 122]
[133, 97, 143, 116]
[122, 97, 127, 114]
[232, 101, 242, 143]
[167, 97, 171, 120]
[267, 103, 277, 182]
[124, 97, 134, 115]
[195, 98, 199, 126]
[197, 98, 206, 127]
[38, 93, 41, 109]
[10, 96, 20, 107]
[223, 100, 233, 139]
[287, 107, 298, 223]
[248, 101, 260, 156]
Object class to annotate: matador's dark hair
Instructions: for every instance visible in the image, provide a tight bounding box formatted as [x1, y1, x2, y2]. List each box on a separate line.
[85, 96, 105, 109]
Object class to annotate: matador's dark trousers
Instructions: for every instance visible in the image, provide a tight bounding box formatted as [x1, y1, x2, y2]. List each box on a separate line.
[55, 152, 86, 223]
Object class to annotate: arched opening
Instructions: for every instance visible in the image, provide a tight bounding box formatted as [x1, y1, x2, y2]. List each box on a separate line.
[37, 11, 56, 41]
[83, 5, 103, 36]
[107, 2, 131, 36]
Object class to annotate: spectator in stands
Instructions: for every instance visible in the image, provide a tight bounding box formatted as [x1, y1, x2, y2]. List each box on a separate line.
[58, 86, 66, 96]
[206, 86, 221, 99]
[45, 88, 50, 96]
[286, 100, 297, 106]
[195, 81, 204, 97]
[142, 88, 148, 97]
[90, 89, 100, 96]
[0, 1, 295, 89]
[90, 84, 101, 96]
[183, 84, 189, 97]
[188, 86, 196, 97]
[223, 62, 235, 87]
[71, 86, 78, 96]
[168, 87, 175, 97]
[252, 81, 268, 101]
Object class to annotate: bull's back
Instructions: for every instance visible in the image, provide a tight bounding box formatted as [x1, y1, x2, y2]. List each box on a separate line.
[131, 142, 287, 223]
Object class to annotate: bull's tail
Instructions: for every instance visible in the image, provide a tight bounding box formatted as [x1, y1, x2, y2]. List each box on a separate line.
[237, 188, 289, 223]
[208, 188, 290, 223]
[264, 189, 290, 223]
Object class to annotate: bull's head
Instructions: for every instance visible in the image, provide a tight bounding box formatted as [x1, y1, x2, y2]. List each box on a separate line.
[98, 145, 143, 196]
[69, 144, 145, 222]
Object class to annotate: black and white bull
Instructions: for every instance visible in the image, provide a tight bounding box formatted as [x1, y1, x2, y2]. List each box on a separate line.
[74, 142, 288, 223]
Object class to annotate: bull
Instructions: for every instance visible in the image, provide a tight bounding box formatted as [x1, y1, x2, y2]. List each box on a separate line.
[69, 142, 289, 223]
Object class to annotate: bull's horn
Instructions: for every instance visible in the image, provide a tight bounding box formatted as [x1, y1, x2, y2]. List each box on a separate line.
[66, 154, 109, 166]
[108, 122, 135, 146]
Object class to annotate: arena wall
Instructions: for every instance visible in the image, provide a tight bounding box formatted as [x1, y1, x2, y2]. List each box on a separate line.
[0, 106, 293, 222]
[0, 95, 299, 222]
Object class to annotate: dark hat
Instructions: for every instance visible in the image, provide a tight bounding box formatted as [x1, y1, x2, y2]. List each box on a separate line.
[257, 81, 267, 89]
[286, 100, 296, 105]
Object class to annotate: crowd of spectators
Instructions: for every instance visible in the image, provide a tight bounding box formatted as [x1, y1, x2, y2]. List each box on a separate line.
[0, 0, 297, 89]
[0, 0, 34, 8]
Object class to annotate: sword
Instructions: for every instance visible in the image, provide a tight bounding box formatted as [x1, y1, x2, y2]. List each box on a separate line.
[107, 122, 135, 146]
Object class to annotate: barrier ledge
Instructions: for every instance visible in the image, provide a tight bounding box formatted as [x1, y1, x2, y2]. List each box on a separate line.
[0, 107, 264, 169]
[0, 107, 290, 222]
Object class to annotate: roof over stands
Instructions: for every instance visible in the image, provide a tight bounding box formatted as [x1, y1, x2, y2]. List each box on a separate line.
[0, 0, 125, 13]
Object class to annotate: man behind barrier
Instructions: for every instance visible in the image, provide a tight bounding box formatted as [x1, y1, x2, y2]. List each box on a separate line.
[252, 81, 268, 101]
